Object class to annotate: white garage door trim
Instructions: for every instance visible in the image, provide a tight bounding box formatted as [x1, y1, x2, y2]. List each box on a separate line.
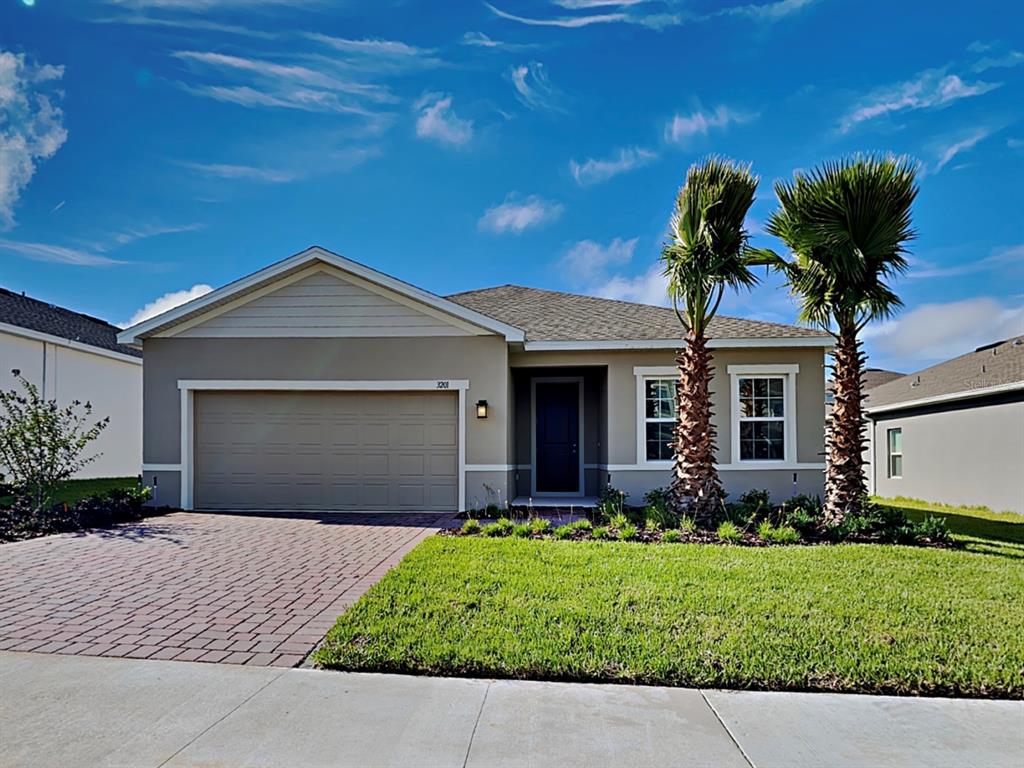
[177, 379, 469, 512]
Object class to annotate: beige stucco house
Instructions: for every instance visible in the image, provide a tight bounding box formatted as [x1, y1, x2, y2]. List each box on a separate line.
[117, 247, 831, 513]
[866, 336, 1024, 514]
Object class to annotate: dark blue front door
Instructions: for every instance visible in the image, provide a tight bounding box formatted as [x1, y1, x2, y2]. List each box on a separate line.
[535, 381, 580, 493]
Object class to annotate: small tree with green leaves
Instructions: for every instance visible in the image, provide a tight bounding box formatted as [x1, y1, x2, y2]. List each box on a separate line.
[0, 369, 109, 516]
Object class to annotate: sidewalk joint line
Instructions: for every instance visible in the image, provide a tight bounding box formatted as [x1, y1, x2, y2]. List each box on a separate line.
[155, 669, 287, 767]
[700, 690, 755, 768]
[462, 680, 492, 768]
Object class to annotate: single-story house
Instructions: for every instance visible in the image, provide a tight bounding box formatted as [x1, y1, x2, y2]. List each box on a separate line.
[117, 247, 831, 513]
[865, 336, 1024, 514]
[0, 287, 143, 479]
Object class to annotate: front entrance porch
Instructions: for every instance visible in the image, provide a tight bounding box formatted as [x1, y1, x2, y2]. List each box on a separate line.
[510, 366, 608, 501]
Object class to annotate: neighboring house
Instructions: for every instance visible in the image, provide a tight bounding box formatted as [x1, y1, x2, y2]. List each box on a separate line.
[826, 367, 903, 410]
[117, 247, 831, 513]
[865, 337, 1024, 514]
[0, 288, 143, 479]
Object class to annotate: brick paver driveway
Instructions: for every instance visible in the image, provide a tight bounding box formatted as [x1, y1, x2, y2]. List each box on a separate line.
[0, 512, 447, 667]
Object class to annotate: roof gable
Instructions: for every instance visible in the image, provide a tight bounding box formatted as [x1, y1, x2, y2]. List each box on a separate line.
[117, 247, 525, 344]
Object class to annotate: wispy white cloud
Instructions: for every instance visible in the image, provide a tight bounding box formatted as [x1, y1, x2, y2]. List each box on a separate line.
[414, 93, 473, 146]
[478, 194, 563, 234]
[486, 2, 628, 28]
[508, 61, 561, 111]
[718, 0, 816, 22]
[304, 33, 443, 72]
[92, 13, 276, 38]
[561, 237, 638, 282]
[487, 0, 815, 29]
[840, 68, 1000, 132]
[907, 244, 1024, 279]
[971, 48, 1024, 73]
[863, 297, 1024, 366]
[931, 128, 992, 174]
[569, 146, 656, 186]
[664, 105, 757, 144]
[0, 51, 68, 229]
[124, 283, 213, 327]
[0, 238, 126, 267]
[600, 264, 669, 305]
[103, 0, 317, 9]
[112, 222, 205, 246]
[461, 31, 534, 51]
[181, 162, 300, 183]
[1008, 137, 1024, 150]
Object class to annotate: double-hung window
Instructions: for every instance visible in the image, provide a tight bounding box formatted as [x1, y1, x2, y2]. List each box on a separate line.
[642, 378, 676, 462]
[728, 364, 798, 465]
[887, 428, 903, 478]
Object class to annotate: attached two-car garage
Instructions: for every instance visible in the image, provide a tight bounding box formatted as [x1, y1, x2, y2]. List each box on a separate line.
[192, 390, 459, 511]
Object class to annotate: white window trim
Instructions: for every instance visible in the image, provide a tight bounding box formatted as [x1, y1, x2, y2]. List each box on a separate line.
[529, 376, 585, 498]
[633, 366, 677, 468]
[175, 378, 469, 513]
[727, 364, 799, 468]
[887, 427, 903, 479]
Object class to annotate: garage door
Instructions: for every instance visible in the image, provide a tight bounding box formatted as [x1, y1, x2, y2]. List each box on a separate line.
[193, 391, 458, 511]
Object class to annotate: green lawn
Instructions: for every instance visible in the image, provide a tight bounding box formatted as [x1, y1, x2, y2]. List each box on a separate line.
[316, 503, 1024, 698]
[875, 496, 1024, 547]
[1, 477, 138, 508]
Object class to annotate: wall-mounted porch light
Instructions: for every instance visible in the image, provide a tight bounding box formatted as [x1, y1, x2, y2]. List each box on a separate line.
[476, 399, 489, 419]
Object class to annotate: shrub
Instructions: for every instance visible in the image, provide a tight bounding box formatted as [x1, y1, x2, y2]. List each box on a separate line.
[0, 485, 152, 542]
[913, 515, 951, 544]
[642, 499, 678, 529]
[678, 516, 696, 533]
[618, 523, 638, 541]
[608, 512, 630, 530]
[568, 519, 593, 533]
[529, 517, 552, 534]
[461, 519, 482, 535]
[0, 370, 109, 517]
[512, 523, 531, 538]
[644, 518, 661, 533]
[662, 529, 682, 543]
[717, 521, 743, 543]
[553, 524, 574, 540]
[483, 517, 514, 537]
[784, 508, 819, 536]
[757, 521, 800, 544]
[597, 485, 628, 522]
[738, 489, 771, 508]
[592, 525, 611, 540]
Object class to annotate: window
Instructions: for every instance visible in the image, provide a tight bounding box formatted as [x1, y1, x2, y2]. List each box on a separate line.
[887, 428, 903, 478]
[643, 378, 676, 462]
[737, 376, 786, 461]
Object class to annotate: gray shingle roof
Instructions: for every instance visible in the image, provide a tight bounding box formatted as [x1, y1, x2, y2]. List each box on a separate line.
[0, 288, 142, 359]
[867, 336, 1024, 410]
[446, 284, 829, 342]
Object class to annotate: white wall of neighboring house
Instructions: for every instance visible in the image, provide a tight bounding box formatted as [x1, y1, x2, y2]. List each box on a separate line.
[1, 325, 142, 479]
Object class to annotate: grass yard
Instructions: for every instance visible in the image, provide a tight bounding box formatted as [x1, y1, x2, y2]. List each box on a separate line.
[316, 502, 1024, 698]
[875, 496, 1024, 547]
[0, 477, 138, 508]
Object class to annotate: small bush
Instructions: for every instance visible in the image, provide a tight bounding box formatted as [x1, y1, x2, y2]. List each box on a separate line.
[597, 485, 628, 523]
[717, 521, 743, 543]
[913, 515, 951, 544]
[609, 512, 629, 530]
[553, 524, 574, 540]
[618, 523, 638, 541]
[592, 525, 611, 540]
[511, 523, 531, 538]
[568, 519, 593, 533]
[678, 516, 696, 533]
[461, 518, 481, 535]
[757, 521, 800, 544]
[662, 529, 682, 543]
[738, 489, 771, 508]
[483, 517, 514, 537]
[529, 517, 552, 534]
[784, 508, 819, 536]
[644, 518, 661, 533]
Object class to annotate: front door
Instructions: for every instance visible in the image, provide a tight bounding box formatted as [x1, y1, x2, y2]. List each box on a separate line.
[535, 381, 581, 494]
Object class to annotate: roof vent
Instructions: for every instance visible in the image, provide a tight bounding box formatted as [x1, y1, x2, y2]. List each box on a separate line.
[1014, 338, 1023, 347]
[910, 375, 921, 388]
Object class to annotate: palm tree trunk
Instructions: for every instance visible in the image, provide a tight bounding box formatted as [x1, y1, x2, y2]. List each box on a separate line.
[671, 329, 724, 523]
[824, 327, 867, 525]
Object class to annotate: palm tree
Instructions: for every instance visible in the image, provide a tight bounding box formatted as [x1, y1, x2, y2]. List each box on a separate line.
[661, 157, 760, 522]
[762, 155, 918, 525]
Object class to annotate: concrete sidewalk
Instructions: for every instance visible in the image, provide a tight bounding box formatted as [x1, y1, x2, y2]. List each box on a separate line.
[1, 651, 1020, 768]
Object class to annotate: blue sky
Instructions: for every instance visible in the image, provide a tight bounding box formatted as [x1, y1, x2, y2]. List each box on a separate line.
[2, 0, 1022, 372]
